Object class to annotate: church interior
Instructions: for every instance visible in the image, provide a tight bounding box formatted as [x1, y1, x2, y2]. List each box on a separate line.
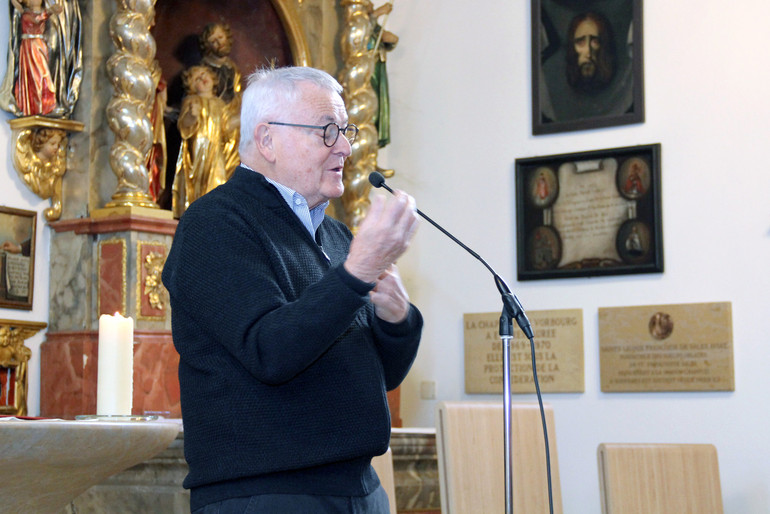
[0, 0, 768, 512]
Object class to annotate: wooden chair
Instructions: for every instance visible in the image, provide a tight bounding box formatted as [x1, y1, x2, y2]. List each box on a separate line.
[435, 401, 562, 513]
[372, 447, 397, 514]
[597, 443, 724, 514]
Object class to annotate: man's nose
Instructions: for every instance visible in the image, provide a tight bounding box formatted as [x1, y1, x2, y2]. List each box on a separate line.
[334, 133, 353, 157]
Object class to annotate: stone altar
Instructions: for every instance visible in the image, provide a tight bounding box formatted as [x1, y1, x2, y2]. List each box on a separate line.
[62, 427, 440, 514]
[0, 418, 180, 513]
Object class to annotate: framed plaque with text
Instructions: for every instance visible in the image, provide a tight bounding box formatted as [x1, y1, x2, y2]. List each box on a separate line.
[599, 302, 734, 392]
[515, 144, 662, 280]
[464, 309, 584, 394]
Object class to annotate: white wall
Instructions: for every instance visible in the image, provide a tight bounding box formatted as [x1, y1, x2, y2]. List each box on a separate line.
[380, 1, 770, 513]
[0, 7, 50, 418]
[1, 1, 768, 512]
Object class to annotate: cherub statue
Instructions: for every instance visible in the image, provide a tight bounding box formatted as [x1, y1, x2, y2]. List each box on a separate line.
[12, 127, 67, 221]
[0, 0, 82, 118]
[172, 65, 238, 218]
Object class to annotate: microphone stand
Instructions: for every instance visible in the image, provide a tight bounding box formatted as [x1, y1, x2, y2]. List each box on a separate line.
[368, 172, 545, 514]
[495, 274, 532, 514]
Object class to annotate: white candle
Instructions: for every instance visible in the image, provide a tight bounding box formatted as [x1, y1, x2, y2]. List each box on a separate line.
[96, 313, 134, 416]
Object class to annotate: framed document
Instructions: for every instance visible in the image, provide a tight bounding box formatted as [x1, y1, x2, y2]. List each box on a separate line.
[515, 144, 662, 280]
[0, 207, 36, 310]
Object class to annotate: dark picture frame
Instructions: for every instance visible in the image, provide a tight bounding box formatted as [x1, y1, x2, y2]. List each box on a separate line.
[532, 0, 644, 135]
[515, 144, 662, 280]
[0, 207, 36, 310]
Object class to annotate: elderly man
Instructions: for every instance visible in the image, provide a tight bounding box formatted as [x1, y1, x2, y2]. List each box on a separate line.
[162, 66, 422, 514]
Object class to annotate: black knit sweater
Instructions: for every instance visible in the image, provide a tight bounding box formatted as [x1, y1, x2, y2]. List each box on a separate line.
[162, 167, 423, 510]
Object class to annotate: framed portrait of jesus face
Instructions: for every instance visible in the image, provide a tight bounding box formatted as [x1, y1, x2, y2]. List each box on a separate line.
[531, 0, 645, 135]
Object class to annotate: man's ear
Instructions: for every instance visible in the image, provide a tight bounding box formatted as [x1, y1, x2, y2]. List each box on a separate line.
[255, 123, 276, 163]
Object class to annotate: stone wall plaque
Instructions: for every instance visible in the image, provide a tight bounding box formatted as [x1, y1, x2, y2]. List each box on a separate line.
[464, 309, 584, 394]
[599, 302, 734, 392]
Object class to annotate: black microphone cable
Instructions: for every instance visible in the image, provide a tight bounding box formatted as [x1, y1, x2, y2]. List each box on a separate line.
[369, 171, 555, 514]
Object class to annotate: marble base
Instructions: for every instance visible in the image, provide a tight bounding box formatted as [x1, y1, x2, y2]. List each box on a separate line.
[391, 428, 441, 513]
[61, 428, 440, 514]
[40, 330, 181, 419]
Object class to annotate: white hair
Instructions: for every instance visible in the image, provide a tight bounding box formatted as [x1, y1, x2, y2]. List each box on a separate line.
[239, 66, 344, 156]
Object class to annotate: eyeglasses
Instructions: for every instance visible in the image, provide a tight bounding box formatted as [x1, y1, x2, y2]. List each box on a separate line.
[267, 122, 359, 147]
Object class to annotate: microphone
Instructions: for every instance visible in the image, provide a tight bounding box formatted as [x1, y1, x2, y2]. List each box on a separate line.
[369, 171, 534, 339]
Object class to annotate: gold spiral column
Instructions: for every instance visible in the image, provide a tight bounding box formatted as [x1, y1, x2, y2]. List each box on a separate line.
[338, 0, 380, 231]
[104, 0, 158, 209]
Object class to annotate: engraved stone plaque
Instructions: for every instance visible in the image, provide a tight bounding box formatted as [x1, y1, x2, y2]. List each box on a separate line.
[599, 302, 734, 392]
[464, 309, 584, 394]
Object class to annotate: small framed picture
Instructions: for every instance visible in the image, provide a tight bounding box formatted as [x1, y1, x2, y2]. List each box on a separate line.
[0, 207, 37, 310]
[0, 364, 22, 415]
[515, 144, 663, 280]
[532, 0, 644, 134]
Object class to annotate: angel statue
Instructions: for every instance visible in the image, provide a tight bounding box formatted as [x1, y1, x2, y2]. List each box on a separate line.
[12, 126, 68, 220]
[0, 0, 82, 118]
[171, 65, 238, 218]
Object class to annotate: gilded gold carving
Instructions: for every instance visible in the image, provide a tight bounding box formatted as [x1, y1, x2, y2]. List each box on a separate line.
[136, 241, 168, 321]
[271, 0, 311, 66]
[136, 240, 168, 320]
[143, 251, 165, 310]
[171, 64, 236, 217]
[0, 319, 47, 417]
[338, 0, 394, 230]
[7, 116, 84, 222]
[105, 0, 160, 209]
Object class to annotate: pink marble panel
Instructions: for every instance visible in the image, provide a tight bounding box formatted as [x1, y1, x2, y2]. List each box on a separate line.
[41, 331, 181, 419]
[40, 332, 97, 418]
[133, 331, 181, 417]
[50, 216, 178, 236]
[99, 241, 125, 316]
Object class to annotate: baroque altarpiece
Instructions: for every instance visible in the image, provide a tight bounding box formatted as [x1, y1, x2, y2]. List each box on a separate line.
[8, 0, 399, 421]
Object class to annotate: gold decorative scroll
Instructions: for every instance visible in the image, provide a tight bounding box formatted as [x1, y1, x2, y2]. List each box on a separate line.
[7, 116, 84, 222]
[105, 0, 159, 209]
[338, 0, 382, 230]
[0, 319, 47, 417]
[136, 241, 168, 321]
[271, 0, 311, 67]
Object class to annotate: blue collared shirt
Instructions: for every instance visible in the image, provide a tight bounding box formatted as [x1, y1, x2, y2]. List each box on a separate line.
[241, 165, 329, 240]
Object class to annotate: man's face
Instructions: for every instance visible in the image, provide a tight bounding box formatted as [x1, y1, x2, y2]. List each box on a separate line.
[573, 18, 600, 78]
[270, 83, 352, 209]
[206, 26, 232, 57]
